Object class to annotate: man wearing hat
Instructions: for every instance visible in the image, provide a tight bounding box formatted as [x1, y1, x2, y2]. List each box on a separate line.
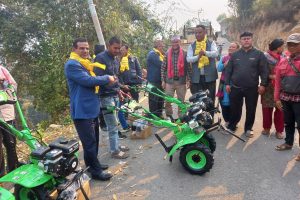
[275, 33, 300, 160]
[261, 39, 285, 139]
[161, 35, 191, 119]
[224, 32, 269, 138]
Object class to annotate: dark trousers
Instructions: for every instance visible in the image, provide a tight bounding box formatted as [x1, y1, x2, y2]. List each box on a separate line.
[282, 100, 300, 146]
[228, 86, 259, 132]
[190, 76, 216, 105]
[221, 104, 231, 123]
[0, 120, 18, 177]
[98, 111, 106, 129]
[130, 90, 139, 102]
[148, 82, 164, 117]
[73, 118, 102, 175]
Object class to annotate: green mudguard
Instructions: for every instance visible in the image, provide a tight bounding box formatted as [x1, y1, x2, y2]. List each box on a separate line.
[0, 187, 15, 200]
[168, 130, 205, 156]
[0, 164, 52, 188]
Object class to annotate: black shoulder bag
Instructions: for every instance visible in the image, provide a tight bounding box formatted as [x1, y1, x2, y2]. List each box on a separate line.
[288, 58, 300, 76]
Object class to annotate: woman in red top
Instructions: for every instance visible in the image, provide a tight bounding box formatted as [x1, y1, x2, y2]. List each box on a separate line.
[274, 33, 300, 161]
[261, 39, 285, 139]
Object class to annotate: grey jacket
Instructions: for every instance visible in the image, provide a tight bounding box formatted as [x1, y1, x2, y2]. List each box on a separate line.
[187, 40, 218, 83]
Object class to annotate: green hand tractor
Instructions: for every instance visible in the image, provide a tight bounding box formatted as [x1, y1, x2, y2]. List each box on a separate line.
[119, 90, 237, 175]
[0, 86, 90, 200]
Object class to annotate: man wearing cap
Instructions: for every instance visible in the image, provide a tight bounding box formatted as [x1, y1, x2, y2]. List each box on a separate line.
[274, 33, 300, 159]
[161, 35, 191, 119]
[186, 24, 218, 103]
[224, 32, 269, 138]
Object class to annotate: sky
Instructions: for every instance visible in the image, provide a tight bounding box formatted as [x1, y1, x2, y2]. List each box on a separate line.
[145, 0, 230, 31]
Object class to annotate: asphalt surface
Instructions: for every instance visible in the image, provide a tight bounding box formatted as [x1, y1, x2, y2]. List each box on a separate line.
[88, 38, 300, 200]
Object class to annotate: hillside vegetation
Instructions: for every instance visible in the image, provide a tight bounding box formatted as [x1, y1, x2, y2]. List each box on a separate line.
[0, 0, 162, 125]
[226, 0, 300, 50]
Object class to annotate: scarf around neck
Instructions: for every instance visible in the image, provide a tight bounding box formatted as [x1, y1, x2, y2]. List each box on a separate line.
[195, 36, 209, 68]
[69, 52, 106, 93]
[153, 48, 165, 62]
[167, 47, 184, 79]
[120, 53, 131, 73]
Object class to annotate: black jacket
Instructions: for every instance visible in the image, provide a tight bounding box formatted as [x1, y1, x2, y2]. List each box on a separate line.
[225, 48, 269, 88]
[119, 56, 142, 85]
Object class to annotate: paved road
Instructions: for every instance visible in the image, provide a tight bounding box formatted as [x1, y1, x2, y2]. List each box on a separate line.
[89, 38, 300, 200]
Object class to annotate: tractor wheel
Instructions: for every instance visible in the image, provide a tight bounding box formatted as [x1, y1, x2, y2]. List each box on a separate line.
[198, 134, 216, 153]
[14, 185, 48, 200]
[179, 143, 214, 175]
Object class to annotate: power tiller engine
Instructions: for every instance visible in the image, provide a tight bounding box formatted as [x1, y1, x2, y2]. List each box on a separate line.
[180, 90, 215, 129]
[31, 138, 79, 177]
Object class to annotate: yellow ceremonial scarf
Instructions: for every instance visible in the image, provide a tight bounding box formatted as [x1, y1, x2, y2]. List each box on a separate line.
[195, 36, 210, 68]
[120, 53, 131, 73]
[69, 52, 106, 93]
[153, 48, 165, 62]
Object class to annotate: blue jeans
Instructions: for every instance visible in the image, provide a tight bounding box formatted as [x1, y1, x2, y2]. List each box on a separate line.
[118, 100, 129, 129]
[100, 96, 119, 153]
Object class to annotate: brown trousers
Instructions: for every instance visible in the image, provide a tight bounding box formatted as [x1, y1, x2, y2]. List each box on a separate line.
[165, 82, 187, 117]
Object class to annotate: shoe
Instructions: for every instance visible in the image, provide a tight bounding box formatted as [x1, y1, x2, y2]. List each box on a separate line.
[87, 164, 109, 173]
[275, 143, 292, 151]
[111, 150, 129, 159]
[224, 126, 235, 135]
[275, 132, 284, 139]
[224, 121, 229, 128]
[100, 164, 109, 170]
[120, 126, 131, 133]
[244, 130, 254, 138]
[91, 171, 112, 181]
[295, 153, 300, 161]
[119, 145, 130, 152]
[101, 126, 108, 131]
[165, 116, 172, 122]
[118, 131, 127, 139]
[261, 129, 270, 135]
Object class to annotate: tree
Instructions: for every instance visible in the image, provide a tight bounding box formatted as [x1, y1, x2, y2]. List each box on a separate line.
[0, 0, 164, 123]
[216, 13, 227, 23]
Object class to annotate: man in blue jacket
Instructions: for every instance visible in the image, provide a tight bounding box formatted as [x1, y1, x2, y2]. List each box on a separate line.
[64, 38, 115, 181]
[146, 40, 165, 117]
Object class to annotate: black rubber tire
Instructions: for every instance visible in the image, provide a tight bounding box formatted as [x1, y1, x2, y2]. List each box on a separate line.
[179, 143, 214, 175]
[14, 185, 48, 200]
[198, 134, 216, 153]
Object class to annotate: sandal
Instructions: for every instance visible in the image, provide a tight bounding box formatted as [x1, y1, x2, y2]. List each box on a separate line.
[295, 154, 300, 161]
[275, 143, 292, 151]
[275, 132, 284, 139]
[111, 150, 129, 159]
[261, 129, 270, 135]
[119, 145, 130, 152]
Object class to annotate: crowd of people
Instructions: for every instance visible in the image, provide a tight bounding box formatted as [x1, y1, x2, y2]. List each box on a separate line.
[0, 25, 298, 183]
[63, 28, 300, 182]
